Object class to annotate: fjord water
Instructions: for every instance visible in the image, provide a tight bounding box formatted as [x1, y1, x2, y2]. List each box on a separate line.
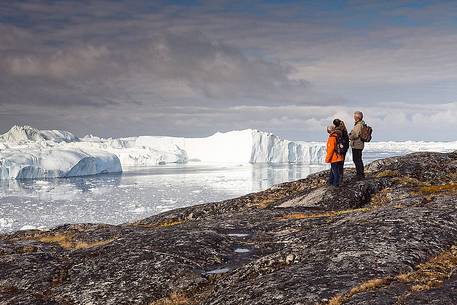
[0, 151, 424, 233]
[0, 163, 328, 233]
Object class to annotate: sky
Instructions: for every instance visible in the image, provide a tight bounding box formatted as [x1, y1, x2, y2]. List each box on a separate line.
[0, 0, 456, 141]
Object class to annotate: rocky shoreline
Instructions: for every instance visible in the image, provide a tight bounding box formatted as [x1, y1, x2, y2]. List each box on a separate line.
[1, 151, 457, 305]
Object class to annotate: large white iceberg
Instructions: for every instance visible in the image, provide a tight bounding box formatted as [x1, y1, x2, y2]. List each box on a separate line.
[0, 148, 121, 179]
[1, 125, 456, 180]
[0, 126, 122, 179]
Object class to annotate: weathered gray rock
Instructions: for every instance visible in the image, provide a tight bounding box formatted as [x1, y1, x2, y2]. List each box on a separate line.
[1, 151, 457, 305]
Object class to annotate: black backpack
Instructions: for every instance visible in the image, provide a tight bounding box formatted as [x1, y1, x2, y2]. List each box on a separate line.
[336, 134, 349, 156]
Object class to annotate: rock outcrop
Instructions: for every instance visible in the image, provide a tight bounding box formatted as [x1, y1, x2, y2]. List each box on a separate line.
[1, 151, 457, 305]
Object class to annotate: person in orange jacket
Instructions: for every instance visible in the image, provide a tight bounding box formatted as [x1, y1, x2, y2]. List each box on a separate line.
[325, 124, 344, 187]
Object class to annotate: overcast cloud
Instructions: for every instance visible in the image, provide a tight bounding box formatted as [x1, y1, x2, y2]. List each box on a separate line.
[0, 0, 456, 141]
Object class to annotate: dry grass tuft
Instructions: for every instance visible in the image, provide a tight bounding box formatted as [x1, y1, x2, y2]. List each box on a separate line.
[150, 292, 189, 305]
[369, 188, 393, 207]
[34, 233, 115, 250]
[279, 208, 370, 221]
[16, 245, 38, 253]
[420, 184, 457, 194]
[0, 285, 19, 294]
[158, 219, 185, 228]
[325, 278, 392, 305]
[396, 245, 457, 292]
[327, 294, 344, 305]
[348, 278, 391, 295]
[253, 191, 292, 208]
[322, 245, 457, 305]
[392, 176, 425, 187]
[375, 170, 400, 178]
[130, 218, 186, 229]
[447, 172, 457, 182]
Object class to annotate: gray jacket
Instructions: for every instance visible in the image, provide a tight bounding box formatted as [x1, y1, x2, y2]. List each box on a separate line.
[349, 120, 365, 150]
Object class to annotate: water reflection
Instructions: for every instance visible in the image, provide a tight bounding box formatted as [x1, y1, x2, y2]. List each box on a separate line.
[0, 163, 327, 233]
[0, 174, 122, 200]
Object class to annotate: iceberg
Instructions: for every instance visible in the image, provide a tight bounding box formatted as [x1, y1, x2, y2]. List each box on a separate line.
[0, 126, 122, 179]
[0, 147, 122, 179]
[121, 130, 326, 164]
[0, 125, 78, 143]
[0, 125, 456, 180]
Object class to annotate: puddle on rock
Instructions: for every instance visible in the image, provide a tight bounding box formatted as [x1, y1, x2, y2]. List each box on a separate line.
[234, 248, 250, 253]
[206, 267, 231, 274]
[227, 233, 250, 238]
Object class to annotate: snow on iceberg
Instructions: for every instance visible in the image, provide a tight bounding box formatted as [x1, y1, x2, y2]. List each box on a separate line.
[0, 125, 78, 143]
[78, 135, 188, 166]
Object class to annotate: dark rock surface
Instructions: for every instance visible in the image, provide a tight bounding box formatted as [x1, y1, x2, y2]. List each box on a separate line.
[1, 151, 457, 305]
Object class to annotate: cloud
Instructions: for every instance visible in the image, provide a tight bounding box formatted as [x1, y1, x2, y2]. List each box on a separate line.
[0, 27, 310, 108]
[7, 45, 110, 78]
[0, 0, 456, 141]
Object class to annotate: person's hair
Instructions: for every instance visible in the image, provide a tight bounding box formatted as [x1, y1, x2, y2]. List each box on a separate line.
[327, 124, 336, 134]
[354, 111, 364, 120]
[334, 119, 347, 133]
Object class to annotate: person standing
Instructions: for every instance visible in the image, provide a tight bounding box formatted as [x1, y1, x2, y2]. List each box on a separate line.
[333, 119, 349, 184]
[325, 124, 344, 187]
[349, 111, 365, 179]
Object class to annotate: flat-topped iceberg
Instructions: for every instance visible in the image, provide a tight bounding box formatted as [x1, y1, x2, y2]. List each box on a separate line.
[0, 148, 122, 179]
[1, 125, 457, 180]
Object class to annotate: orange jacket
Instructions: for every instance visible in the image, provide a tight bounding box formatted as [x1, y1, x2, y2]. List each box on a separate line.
[325, 133, 344, 164]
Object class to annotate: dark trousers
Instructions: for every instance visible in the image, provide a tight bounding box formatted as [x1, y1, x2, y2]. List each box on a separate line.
[329, 162, 343, 187]
[338, 159, 345, 184]
[352, 148, 364, 177]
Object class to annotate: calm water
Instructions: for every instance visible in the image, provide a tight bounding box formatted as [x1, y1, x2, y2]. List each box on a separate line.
[0, 151, 401, 233]
[0, 163, 329, 233]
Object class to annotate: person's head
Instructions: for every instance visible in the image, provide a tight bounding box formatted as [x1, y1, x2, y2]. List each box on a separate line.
[354, 111, 363, 122]
[333, 118, 347, 131]
[327, 124, 336, 134]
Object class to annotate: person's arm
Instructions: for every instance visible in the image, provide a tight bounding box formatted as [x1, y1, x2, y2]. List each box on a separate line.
[325, 136, 335, 163]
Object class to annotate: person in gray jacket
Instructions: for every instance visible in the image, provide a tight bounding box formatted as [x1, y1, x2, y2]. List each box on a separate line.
[349, 111, 365, 179]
